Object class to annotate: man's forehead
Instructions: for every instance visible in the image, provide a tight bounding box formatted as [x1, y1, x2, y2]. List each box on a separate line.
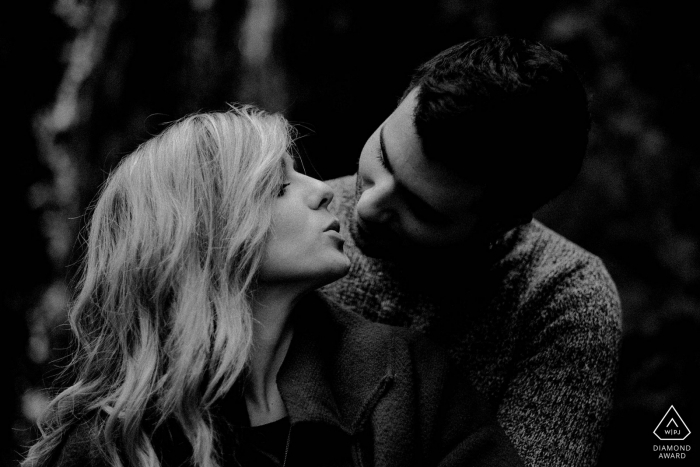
[383, 89, 483, 213]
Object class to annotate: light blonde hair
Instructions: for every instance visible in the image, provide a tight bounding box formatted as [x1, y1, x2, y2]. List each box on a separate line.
[23, 105, 291, 467]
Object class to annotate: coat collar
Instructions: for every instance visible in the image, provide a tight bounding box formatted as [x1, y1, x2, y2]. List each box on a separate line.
[276, 292, 396, 436]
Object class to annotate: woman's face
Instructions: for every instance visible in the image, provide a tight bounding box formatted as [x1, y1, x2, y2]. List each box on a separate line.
[258, 154, 350, 289]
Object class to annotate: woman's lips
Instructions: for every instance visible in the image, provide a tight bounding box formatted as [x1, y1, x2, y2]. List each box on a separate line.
[324, 219, 341, 233]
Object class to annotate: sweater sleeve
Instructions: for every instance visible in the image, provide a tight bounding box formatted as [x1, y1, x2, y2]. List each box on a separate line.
[403, 331, 525, 467]
[432, 371, 526, 467]
[497, 256, 621, 467]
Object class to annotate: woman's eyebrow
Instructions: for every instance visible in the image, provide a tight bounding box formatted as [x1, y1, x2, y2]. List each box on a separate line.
[281, 153, 296, 171]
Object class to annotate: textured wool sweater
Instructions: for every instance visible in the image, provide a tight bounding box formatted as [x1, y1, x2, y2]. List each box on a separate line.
[321, 175, 622, 467]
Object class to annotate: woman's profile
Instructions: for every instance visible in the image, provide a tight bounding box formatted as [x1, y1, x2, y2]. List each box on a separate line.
[22, 106, 523, 467]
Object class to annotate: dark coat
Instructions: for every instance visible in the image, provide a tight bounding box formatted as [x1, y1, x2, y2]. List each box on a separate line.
[49, 293, 523, 467]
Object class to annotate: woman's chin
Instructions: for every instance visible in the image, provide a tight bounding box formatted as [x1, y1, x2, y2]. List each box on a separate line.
[326, 264, 352, 284]
[314, 258, 351, 289]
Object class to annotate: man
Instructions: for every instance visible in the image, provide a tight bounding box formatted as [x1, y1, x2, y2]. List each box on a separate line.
[321, 35, 621, 466]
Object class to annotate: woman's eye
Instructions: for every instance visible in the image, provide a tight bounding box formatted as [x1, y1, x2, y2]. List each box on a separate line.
[278, 182, 291, 197]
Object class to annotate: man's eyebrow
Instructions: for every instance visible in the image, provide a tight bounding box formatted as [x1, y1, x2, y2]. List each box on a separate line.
[378, 125, 394, 175]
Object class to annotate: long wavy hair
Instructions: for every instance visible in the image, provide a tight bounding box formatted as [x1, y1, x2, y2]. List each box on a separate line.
[23, 106, 291, 467]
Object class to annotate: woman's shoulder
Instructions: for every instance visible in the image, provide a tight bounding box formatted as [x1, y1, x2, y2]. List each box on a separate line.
[312, 291, 450, 379]
[48, 417, 108, 467]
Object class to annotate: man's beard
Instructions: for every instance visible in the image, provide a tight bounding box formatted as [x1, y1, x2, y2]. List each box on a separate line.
[350, 212, 412, 260]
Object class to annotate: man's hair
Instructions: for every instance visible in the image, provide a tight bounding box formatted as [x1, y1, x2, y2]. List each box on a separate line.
[407, 35, 591, 215]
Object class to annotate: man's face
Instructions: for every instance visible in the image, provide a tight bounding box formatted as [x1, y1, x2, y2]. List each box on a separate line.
[354, 87, 486, 259]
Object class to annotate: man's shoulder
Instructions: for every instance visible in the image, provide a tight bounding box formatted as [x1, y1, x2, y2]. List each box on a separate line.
[515, 219, 618, 294]
[518, 219, 597, 263]
[511, 220, 621, 329]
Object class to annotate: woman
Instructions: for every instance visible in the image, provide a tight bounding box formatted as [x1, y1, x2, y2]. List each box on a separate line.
[22, 106, 523, 467]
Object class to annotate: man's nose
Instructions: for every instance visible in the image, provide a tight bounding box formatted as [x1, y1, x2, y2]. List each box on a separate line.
[356, 178, 395, 223]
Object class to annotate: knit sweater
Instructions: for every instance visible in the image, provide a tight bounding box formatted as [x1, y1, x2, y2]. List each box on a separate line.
[321, 175, 622, 467]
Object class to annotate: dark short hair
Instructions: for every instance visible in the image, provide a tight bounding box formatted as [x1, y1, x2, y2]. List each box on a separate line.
[407, 35, 591, 215]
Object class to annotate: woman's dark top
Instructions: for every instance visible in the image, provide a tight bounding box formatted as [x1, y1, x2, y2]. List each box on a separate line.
[48, 292, 524, 467]
[235, 416, 291, 467]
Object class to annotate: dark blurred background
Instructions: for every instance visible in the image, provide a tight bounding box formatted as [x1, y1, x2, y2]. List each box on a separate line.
[2, 0, 698, 465]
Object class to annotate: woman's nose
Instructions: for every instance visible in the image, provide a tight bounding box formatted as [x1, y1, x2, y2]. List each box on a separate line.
[317, 181, 334, 209]
[303, 174, 334, 209]
[356, 178, 394, 224]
